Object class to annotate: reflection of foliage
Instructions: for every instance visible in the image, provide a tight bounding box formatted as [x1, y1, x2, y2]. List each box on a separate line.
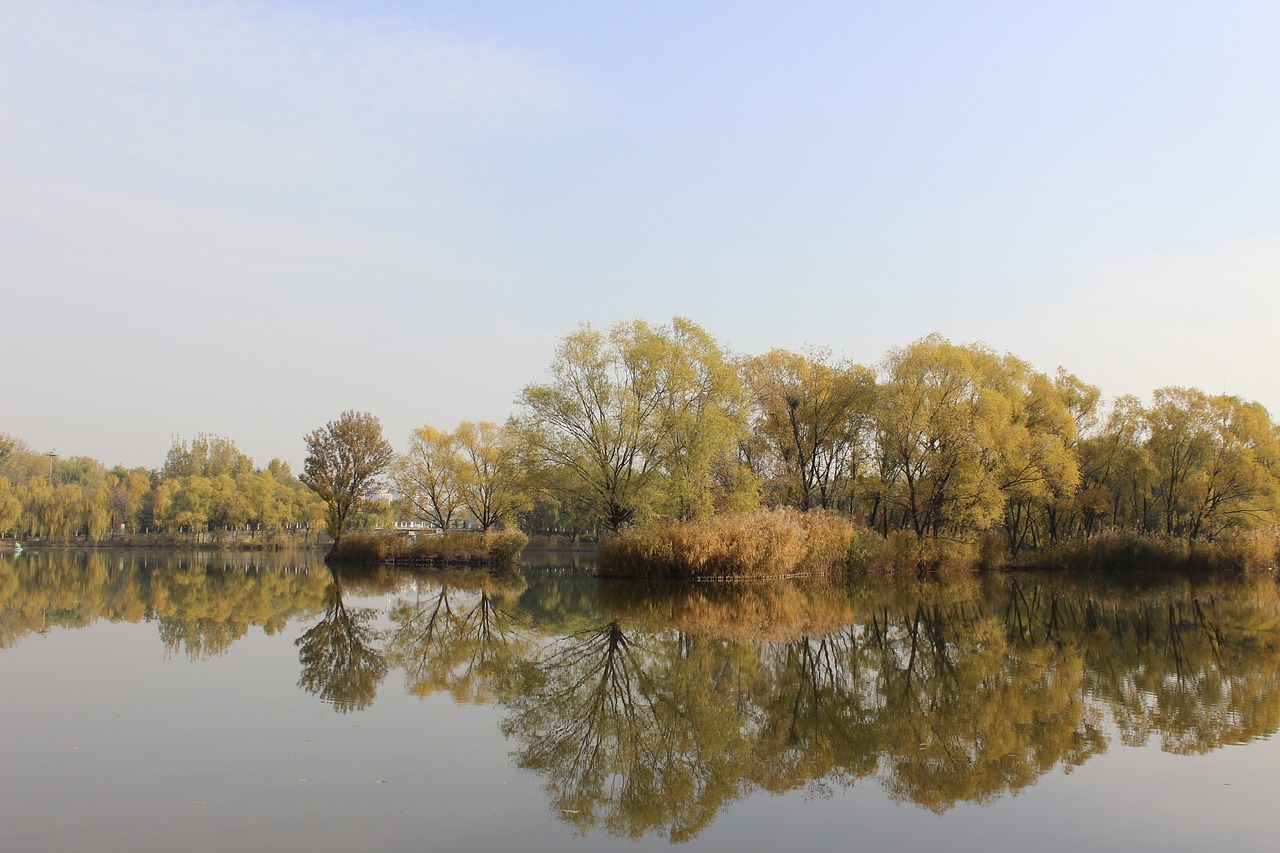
[513, 568, 600, 633]
[863, 604, 1104, 811]
[0, 550, 330, 653]
[598, 576, 854, 640]
[1004, 575, 1280, 755]
[503, 622, 750, 842]
[750, 632, 878, 794]
[386, 573, 528, 704]
[8, 551, 1280, 838]
[295, 570, 387, 713]
[501, 572, 1280, 838]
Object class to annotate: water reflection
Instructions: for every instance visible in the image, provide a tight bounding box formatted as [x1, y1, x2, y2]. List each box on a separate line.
[295, 568, 388, 713]
[4, 549, 1280, 840]
[385, 567, 529, 704]
[0, 549, 329, 653]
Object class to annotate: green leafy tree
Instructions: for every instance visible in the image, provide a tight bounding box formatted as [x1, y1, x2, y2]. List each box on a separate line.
[1077, 394, 1155, 533]
[874, 335, 1007, 538]
[0, 478, 20, 536]
[1147, 388, 1280, 540]
[162, 433, 254, 478]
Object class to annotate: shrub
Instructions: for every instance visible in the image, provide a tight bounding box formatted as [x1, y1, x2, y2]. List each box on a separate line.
[1190, 529, 1279, 572]
[863, 531, 988, 574]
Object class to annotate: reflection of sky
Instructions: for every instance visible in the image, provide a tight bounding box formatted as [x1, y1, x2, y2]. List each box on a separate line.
[3, 1, 1279, 470]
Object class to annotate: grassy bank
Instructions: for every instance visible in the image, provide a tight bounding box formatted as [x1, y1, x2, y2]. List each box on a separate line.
[597, 509, 1279, 578]
[331, 530, 528, 567]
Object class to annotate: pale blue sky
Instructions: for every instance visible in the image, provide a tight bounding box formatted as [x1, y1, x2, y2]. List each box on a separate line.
[3, 0, 1278, 469]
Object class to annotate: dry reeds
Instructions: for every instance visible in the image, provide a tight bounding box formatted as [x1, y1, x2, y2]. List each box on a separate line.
[1010, 528, 1279, 574]
[597, 508, 891, 579]
[334, 529, 528, 567]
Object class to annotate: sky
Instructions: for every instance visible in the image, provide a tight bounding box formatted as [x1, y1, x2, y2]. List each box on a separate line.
[3, 0, 1279, 470]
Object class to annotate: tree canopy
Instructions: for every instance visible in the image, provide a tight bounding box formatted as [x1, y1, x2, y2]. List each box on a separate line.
[301, 410, 395, 553]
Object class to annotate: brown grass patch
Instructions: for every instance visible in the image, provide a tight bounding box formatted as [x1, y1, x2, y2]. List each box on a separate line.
[597, 508, 888, 579]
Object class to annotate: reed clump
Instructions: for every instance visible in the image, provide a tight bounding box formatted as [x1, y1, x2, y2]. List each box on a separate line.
[872, 532, 997, 574]
[333, 530, 528, 567]
[1010, 529, 1279, 573]
[597, 508, 887, 579]
[600, 513, 1280, 579]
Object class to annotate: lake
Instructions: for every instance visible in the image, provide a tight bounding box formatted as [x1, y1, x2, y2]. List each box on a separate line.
[2, 548, 1278, 852]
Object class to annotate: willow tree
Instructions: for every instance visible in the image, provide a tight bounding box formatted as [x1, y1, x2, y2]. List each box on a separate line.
[454, 421, 531, 531]
[162, 433, 254, 478]
[0, 478, 21, 536]
[741, 348, 876, 513]
[982, 355, 1082, 552]
[300, 410, 394, 555]
[514, 318, 750, 531]
[1146, 388, 1280, 540]
[392, 425, 465, 531]
[874, 336, 1006, 538]
[873, 335, 1080, 545]
[1077, 394, 1155, 533]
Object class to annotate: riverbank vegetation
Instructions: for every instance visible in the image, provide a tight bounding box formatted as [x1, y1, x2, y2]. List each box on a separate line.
[6, 318, 1280, 575]
[332, 529, 528, 567]
[523, 320, 1280, 576]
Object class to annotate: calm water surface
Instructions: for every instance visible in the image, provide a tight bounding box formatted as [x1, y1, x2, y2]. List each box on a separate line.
[2, 548, 1279, 852]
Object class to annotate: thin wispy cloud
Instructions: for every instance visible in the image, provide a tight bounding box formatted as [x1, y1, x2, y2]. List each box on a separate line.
[3, 0, 575, 228]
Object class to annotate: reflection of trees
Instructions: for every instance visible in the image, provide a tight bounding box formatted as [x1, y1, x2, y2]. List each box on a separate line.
[502, 623, 751, 842]
[863, 604, 1104, 811]
[386, 573, 528, 704]
[750, 631, 877, 794]
[1004, 576, 1280, 755]
[502, 574, 1280, 837]
[8, 552, 1280, 838]
[0, 550, 329, 653]
[295, 568, 387, 713]
[513, 568, 600, 633]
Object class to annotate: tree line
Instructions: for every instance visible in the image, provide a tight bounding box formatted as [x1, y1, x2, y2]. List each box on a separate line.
[0, 432, 328, 542]
[340, 318, 1277, 554]
[7, 317, 1277, 555]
